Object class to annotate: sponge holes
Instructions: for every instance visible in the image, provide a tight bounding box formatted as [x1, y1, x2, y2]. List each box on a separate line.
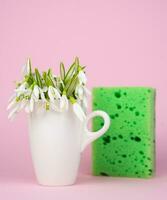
[116, 104, 122, 109]
[114, 91, 121, 98]
[135, 111, 140, 116]
[109, 113, 119, 119]
[130, 136, 141, 142]
[114, 91, 127, 98]
[93, 102, 98, 107]
[102, 135, 111, 145]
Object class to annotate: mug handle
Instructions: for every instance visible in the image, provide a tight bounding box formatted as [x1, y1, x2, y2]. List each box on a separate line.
[81, 110, 110, 152]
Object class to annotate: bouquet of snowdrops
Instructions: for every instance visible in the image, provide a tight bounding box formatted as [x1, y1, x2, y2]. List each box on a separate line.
[7, 57, 90, 121]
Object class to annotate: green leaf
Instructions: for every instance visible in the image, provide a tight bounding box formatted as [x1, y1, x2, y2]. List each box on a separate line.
[43, 72, 49, 86]
[43, 72, 54, 87]
[35, 68, 43, 88]
[47, 68, 52, 76]
[80, 66, 86, 70]
[64, 62, 76, 83]
[47, 68, 55, 87]
[66, 77, 79, 97]
[25, 74, 34, 86]
[60, 62, 65, 81]
[65, 70, 79, 96]
[75, 57, 79, 69]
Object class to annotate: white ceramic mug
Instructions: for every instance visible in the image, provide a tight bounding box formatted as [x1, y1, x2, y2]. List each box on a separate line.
[28, 104, 110, 186]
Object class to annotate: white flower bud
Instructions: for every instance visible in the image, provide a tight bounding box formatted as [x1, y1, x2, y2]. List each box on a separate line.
[72, 102, 86, 121]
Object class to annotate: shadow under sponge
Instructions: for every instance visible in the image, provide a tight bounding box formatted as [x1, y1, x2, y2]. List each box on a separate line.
[92, 87, 156, 178]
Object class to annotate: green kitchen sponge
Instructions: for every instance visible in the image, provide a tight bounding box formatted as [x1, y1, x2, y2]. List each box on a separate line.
[92, 87, 155, 178]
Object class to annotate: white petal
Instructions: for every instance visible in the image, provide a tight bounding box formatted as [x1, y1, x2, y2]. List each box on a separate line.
[16, 82, 27, 91]
[39, 88, 46, 102]
[83, 86, 91, 95]
[15, 83, 27, 96]
[50, 102, 61, 112]
[78, 86, 84, 99]
[60, 95, 69, 111]
[8, 104, 20, 120]
[33, 85, 39, 99]
[53, 88, 61, 99]
[8, 111, 16, 120]
[73, 103, 86, 121]
[83, 96, 88, 108]
[60, 97, 65, 110]
[19, 100, 28, 110]
[8, 93, 16, 103]
[33, 86, 40, 102]
[48, 87, 55, 102]
[42, 86, 48, 92]
[7, 99, 17, 110]
[78, 71, 87, 84]
[25, 88, 31, 97]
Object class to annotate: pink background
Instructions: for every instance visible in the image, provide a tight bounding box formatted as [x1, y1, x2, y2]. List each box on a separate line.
[0, 0, 167, 199]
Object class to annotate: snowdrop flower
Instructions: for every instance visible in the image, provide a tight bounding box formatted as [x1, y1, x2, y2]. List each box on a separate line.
[83, 86, 91, 96]
[50, 101, 61, 112]
[8, 102, 23, 120]
[19, 100, 28, 110]
[83, 96, 88, 109]
[8, 57, 90, 120]
[70, 97, 86, 121]
[32, 85, 40, 102]
[82, 86, 91, 109]
[8, 93, 16, 103]
[29, 85, 43, 112]
[7, 98, 17, 111]
[75, 85, 84, 100]
[75, 85, 90, 109]
[8, 105, 19, 120]
[22, 89, 31, 101]
[60, 94, 69, 111]
[42, 86, 48, 93]
[73, 102, 86, 121]
[48, 86, 60, 103]
[7, 96, 28, 119]
[15, 82, 27, 96]
[39, 88, 46, 102]
[78, 70, 87, 85]
[23, 86, 40, 113]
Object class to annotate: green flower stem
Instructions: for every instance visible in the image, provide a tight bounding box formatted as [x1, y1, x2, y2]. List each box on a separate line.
[45, 102, 50, 110]
[69, 96, 76, 104]
[62, 90, 66, 95]
[28, 58, 32, 75]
